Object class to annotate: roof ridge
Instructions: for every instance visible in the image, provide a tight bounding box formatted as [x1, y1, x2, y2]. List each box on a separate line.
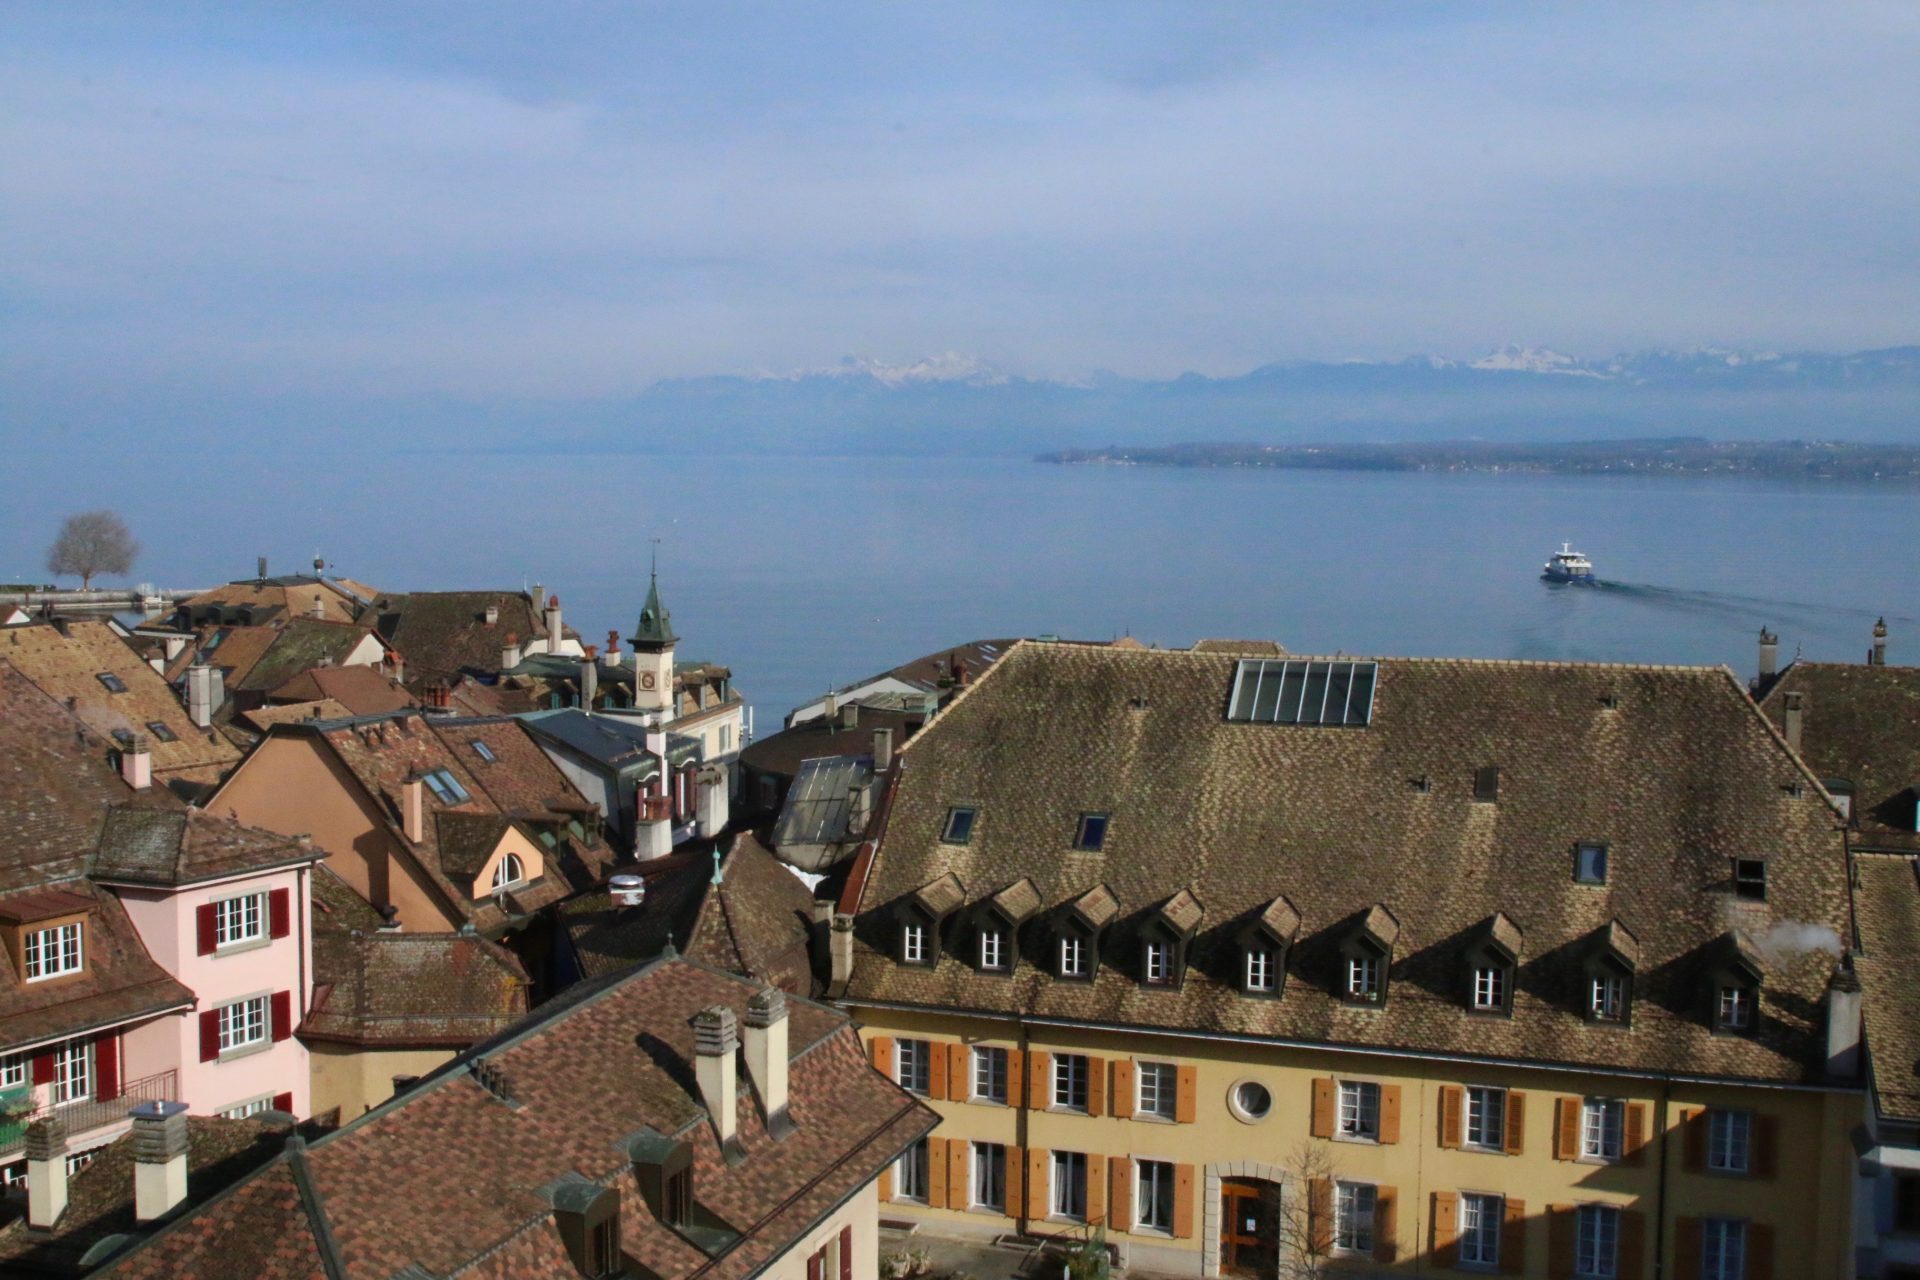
[1017, 639, 1743, 674]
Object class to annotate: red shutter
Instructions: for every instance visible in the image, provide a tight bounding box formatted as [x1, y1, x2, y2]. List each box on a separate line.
[95, 1035, 120, 1102]
[274, 1091, 294, 1115]
[196, 903, 219, 955]
[838, 1225, 852, 1280]
[269, 888, 292, 940]
[271, 991, 294, 1042]
[808, 1251, 823, 1280]
[199, 1009, 222, 1062]
[31, 1052, 54, 1085]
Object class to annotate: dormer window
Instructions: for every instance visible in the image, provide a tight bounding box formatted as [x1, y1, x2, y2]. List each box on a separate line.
[1464, 913, 1521, 1017]
[1144, 941, 1174, 986]
[664, 1164, 692, 1227]
[1138, 889, 1202, 991]
[972, 880, 1038, 978]
[1471, 964, 1506, 1012]
[1238, 894, 1298, 1000]
[1584, 920, 1638, 1027]
[1716, 983, 1755, 1033]
[491, 853, 527, 892]
[627, 1129, 693, 1235]
[1058, 932, 1088, 979]
[898, 873, 963, 968]
[1245, 946, 1277, 993]
[1733, 859, 1767, 901]
[1053, 885, 1117, 982]
[1591, 969, 1628, 1022]
[1339, 905, 1398, 1006]
[1073, 813, 1109, 852]
[978, 926, 1007, 972]
[25, 921, 84, 981]
[1346, 952, 1382, 1003]
[941, 806, 977, 844]
[901, 921, 931, 965]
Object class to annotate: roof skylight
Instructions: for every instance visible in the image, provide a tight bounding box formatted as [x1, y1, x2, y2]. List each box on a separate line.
[1227, 660, 1377, 727]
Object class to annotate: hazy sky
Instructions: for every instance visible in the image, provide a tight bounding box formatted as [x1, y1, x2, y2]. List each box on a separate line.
[5, 1, 1919, 405]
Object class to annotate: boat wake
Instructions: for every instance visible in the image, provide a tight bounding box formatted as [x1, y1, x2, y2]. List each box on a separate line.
[1594, 581, 1915, 628]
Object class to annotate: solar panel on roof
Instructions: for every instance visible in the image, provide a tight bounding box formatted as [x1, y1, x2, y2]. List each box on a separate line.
[1227, 659, 1377, 727]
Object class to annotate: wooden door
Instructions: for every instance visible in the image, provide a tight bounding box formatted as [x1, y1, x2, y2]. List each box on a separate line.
[1220, 1179, 1279, 1276]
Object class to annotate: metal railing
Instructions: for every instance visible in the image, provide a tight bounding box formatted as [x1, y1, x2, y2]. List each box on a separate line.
[0, 1070, 178, 1158]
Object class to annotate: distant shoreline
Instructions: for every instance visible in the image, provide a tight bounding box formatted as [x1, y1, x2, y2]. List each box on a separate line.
[1035, 437, 1920, 482]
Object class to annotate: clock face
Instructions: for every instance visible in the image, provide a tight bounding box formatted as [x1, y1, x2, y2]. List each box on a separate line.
[641, 672, 657, 690]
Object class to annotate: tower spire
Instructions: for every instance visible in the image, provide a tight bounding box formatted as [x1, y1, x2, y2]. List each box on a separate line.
[628, 545, 677, 650]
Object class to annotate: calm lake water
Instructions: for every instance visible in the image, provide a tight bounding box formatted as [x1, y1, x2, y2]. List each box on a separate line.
[10, 453, 1917, 727]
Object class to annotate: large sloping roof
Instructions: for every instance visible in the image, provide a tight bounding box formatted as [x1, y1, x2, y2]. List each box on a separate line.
[231, 619, 382, 694]
[264, 662, 412, 715]
[1852, 854, 1920, 1121]
[91, 807, 323, 887]
[847, 641, 1850, 1084]
[1758, 660, 1920, 851]
[180, 573, 375, 627]
[371, 591, 576, 684]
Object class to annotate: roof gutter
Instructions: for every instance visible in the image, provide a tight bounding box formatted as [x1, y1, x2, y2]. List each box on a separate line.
[1, 995, 197, 1058]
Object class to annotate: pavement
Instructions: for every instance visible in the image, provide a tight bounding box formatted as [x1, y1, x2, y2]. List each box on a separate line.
[877, 1225, 1055, 1280]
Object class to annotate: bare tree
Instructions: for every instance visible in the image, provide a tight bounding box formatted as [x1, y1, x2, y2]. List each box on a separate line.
[47, 510, 139, 590]
[1272, 1141, 1392, 1280]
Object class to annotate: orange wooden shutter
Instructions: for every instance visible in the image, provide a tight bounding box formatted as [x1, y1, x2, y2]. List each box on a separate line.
[1172, 1163, 1196, 1239]
[1547, 1204, 1576, 1280]
[947, 1043, 970, 1101]
[1439, 1084, 1463, 1148]
[1623, 1102, 1648, 1166]
[879, 1161, 895, 1201]
[1112, 1058, 1135, 1119]
[1431, 1191, 1459, 1267]
[1307, 1177, 1333, 1255]
[1087, 1056, 1107, 1117]
[1025, 1148, 1049, 1219]
[1310, 1077, 1335, 1138]
[1504, 1091, 1527, 1155]
[1005, 1146, 1024, 1216]
[929, 1046, 948, 1101]
[1086, 1154, 1107, 1224]
[1372, 1186, 1398, 1263]
[1747, 1222, 1774, 1280]
[1681, 1107, 1706, 1171]
[1379, 1084, 1402, 1144]
[946, 1139, 970, 1209]
[1554, 1096, 1579, 1161]
[1672, 1217, 1702, 1280]
[928, 1136, 949, 1207]
[1028, 1051, 1051, 1110]
[1175, 1064, 1198, 1123]
[1109, 1156, 1132, 1230]
[1500, 1197, 1527, 1275]
[1752, 1113, 1778, 1179]
[870, 1035, 894, 1077]
[1007, 1049, 1026, 1108]
[1618, 1209, 1647, 1280]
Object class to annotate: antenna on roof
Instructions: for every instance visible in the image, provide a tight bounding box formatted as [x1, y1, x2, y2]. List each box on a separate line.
[711, 846, 725, 887]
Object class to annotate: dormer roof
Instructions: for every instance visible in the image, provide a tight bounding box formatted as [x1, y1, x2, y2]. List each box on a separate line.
[1476, 911, 1524, 963]
[907, 872, 966, 920]
[986, 878, 1042, 926]
[1354, 903, 1400, 951]
[1150, 888, 1205, 939]
[1063, 883, 1119, 932]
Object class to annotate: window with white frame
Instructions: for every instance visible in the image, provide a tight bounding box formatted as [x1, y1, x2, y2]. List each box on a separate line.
[490, 853, 526, 891]
[1137, 1061, 1177, 1119]
[1050, 1150, 1087, 1221]
[1465, 1085, 1506, 1150]
[1582, 1098, 1625, 1161]
[894, 1040, 931, 1095]
[51, 1041, 93, 1105]
[63, 1151, 94, 1176]
[1053, 1054, 1088, 1111]
[1717, 984, 1754, 1032]
[902, 922, 929, 964]
[1701, 1218, 1745, 1280]
[972, 1142, 1006, 1211]
[1591, 972, 1627, 1022]
[0, 1163, 25, 1190]
[972, 1046, 1008, 1103]
[1708, 1110, 1751, 1173]
[1458, 1192, 1503, 1267]
[1245, 946, 1276, 993]
[220, 1096, 274, 1120]
[1576, 1204, 1620, 1278]
[1334, 1181, 1376, 1254]
[1471, 964, 1506, 1011]
[978, 927, 1006, 971]
[1346, 953, 1382, 1003]
[1337, 1080, 1380, 1140]
[219, 996, 270, 1055]
[895, 1138, 930, 1201]
[1136, 1159, 1175, 1233]
[214, 893, 265, 948]
[1058, 934, 1087, 978]
[1144, 940, 1174, 986]
[24, 922, 83, 981]
[0, 1052, 25, 1088]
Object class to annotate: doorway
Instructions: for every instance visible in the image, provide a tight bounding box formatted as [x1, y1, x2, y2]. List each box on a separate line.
[1219, 1178, 1280, 1277]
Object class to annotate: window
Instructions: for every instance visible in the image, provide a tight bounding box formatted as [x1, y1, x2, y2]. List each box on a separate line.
[972, 1142, 1006, 1211]
[978, 927, 1006, 972]
[902, 922, 929, 964]
[1582, 1098, 1624, 1161]
[1245, 946, 1276, 993]
[219, 1096, 274, 1120]
[1058, 933, 1087, 979]
[0, 1053, 25, 1088]
[1053, 1054, 1089, 1111]
[96, 672, 127, 693]
[1226, 659, 1378, 726]
[1346, 953, 1382, 1003]
[1471, 965, 1507, 1012]
[112, 728, 137, 749]
[1708, 1109, 1751, 1173]
[1473, 766, 1500, 803]
[146, 721, 177, 743]
[1733, 859, 1767, 901]
[1459, 1192, 1503, 1267]
[1137, 1061, 1177, 1120]
[717, 725, 732, 753]
[1575, 842, 1609, 884]
[895, 1040, 931, 1095]
[51, 1041, 93, 1105]
[1591, 972, 1627, 1022]
[1898, 1172, 1920, 1233]
[972, 1047, 1008, 1103]
[421, 768, 471, 804]
[1073, 813, 1109, 851]
[1702, 1218, 1745, 1280]
[1335, 1181, 1376, 1255]
[1576, 1204, 1620, 1278]
[1144, 940, 1174, 986]
[64, 1151, 94, 1176]
[1717, 984, 1755, 1032]
[587, 1215, 620, 1277]
[0, 1163, 24, 1190]
[1465, 1086, 1506, 1151]
[214, 894, 264, 948]
[896, 1138, 930, 1201]
[1050, 1150, 1087, 1221]
[219, 996, 270, 1055]
[1337, 1081, 1380, 1140]
[24, 922, 83, 981]
[1231, 1080, 1272, 1121]
[470, 739, 497, 762]
[941, 807, 977, 844]
[1136, 1160, 1176, 1233]
[491, 853, 526, 891]
[664, 1166, 692, 1227]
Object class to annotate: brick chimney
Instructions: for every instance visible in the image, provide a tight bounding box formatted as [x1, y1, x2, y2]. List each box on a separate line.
[545, 595, 564, 655]
[1758, 627, 1777, 681]
[402, 776, 425, 842]
[692, 1005, 740, 1150]
[26, 1116, 68, 1229]
[743, 988, 793, 1138]
[1872, 617, 1888, 666]
[131, 1100, 190, 1222]
[120, 732, 152, 790]
[1783, 691, 1804, 754]
[604, 630, 622, 666]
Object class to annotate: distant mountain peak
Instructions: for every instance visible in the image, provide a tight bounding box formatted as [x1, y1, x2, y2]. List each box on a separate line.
[1469, 345, 1603, 377]
[826, 352, 1011, 387]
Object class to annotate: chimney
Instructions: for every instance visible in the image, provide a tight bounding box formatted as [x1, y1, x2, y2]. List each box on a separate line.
[604, 630, 621, 666]
[644, 717, 668, 768]
[1825, 963, 1863, 1081]
[822, 692, 838, 724]
[257, 555, 268, 581]
[186, 662, 218, 728]
[1872, 618, 1888, 666]
[161, 633, 187, 662]
[502, 631, 522, 669]
[830, 913, 855, 989]
[691, 1005, 740, 1150]
[25, 1116, 68, 1230]
[120, 733, 152, 791]
[637, 813, 673, 859]
[840, 701, 858, 731]
[580, 651, 598, 711]
[872, 728, 893, 773]
[484, 603, 499, 626]
[1758, 627, 1777, 681]
[1783, 691, 1804, 754]
[545, 595, 563, 655]
[387, 652, 405, 685]
[696, 765, 729, 839]
[131, 1100, 190, 1223]
[610, 873, 646, 909]
[402, 776, 425, 842]
[309, 596, 325, 619]
[743, 988, 793, 1137]
[532, 582, 546, 612]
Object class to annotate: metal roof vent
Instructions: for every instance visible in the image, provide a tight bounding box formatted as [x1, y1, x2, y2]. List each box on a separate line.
[611, 874, 646, 909]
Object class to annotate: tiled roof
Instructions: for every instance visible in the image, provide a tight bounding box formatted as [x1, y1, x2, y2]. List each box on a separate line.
[265, 663, 412, 715]
[233, 619, 383, 694]
[2, 622, 239, 779]
[97, 958, 936, 1280]
[90, 807, 323, 886]
[434, 811, 516, 881]
[1852, 855, 1920, 1121]
[847, 641, 1852, 1084]
[1757, 660, 1920, 851]
[1191, 638, 1288, 655]
[165, 624, 281, 686]
[742, 708, 918, 779]
[371, 591, 574, 684]
[237, 699, 355, 732]
[0, 880, 194, 1055]
[180, 574, 374, 627]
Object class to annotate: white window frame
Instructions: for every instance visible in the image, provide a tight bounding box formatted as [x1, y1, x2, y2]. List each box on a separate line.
[1575, 1203, 1620, 1278]
[1135, 1159, 1175, 1234]
[1717, 985, 1754, 1031]
[219, 995, 271, 1056]
[1058, 934, 1087, 978]
[1582, 1097, 1625, 1162]
[24, 922, 84, 982]
[1707, 1109, 1751, 1174]
[1592, 972, 1626, 1021]
[894, 1039, 931, 1095]
[1245, 946, 1275, 992]
[1702, 1217, 1745, 1280]
[1137, 1061, 1177, 1120]
[1337, 1080, 1380, 1141]
[972, 1141, 1006, 1211]
[1053, 1054, 1089, 1111]
[971, 1046, 1008, 1104]
[1346, 953, 1381, 1002]
[1458, 1192, 1503, 1267]
[1472, 965, 1506, 1011]
[490, 853, 526, 891]
[1465, 1085, 1506, 1151]
[51, 1040, 93, 1106]
[219, 1095, 275, 1120]
[0, 1053, 26, 1089]
[902, 922, 929, 964]
[1144, 940, 1173, 985]
[895, 1138, 930, 1202]
[1334, 1180, 1376, 1255]
[978, 927, 1006, 971]
[214, 893, 266, 949]
[1050, 1150, 1087, 1221]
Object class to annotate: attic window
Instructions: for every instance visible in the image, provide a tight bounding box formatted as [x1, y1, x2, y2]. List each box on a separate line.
[1574, 842, 1609, 885]
[1599, 691, 1619, 710]
[1411, 775, 1432, 794]
[1227, 659, 1378, 727]
[111, 728, 136, 749]
[96, 672, 127, 694]
[1733, 859, 1767, 901]
[1473, 767, 1500, 803]
[1073, 813, 1109, 852]
[146, 721, 177, 743]
[422, 769, 471, 805]
[471, 740, 497, 763]
[1716, 983, 1757, 1034]
[941, 807, 977, 845]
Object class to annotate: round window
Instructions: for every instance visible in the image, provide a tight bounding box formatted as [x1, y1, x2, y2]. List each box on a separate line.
[1229, 1079, 1273, 1123]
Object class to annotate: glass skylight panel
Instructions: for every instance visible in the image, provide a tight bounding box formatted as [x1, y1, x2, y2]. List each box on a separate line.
[1228, 660, 1377, 726]
[422, 768, 472, 805]
[471, 740, 497, 763]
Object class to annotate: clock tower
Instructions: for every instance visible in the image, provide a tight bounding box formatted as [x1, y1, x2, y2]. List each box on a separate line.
[627, 568, 678, 715]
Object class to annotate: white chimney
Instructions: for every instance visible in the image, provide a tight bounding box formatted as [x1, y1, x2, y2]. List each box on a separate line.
[610, 873, 646, 908]
[830, 913, 855, 989]
[696, 765, 729, 839]
[872, 728, 893, 773]
[545, 595, 564, 654]
[1783, 691, 1804, 754]
[131, 1100, 190, 1223]
[309, 595, 325, 619]
[121, 733, 153, 791]
[638, 813, 673, 860]
[692, 1005, 740, 1149]
[402, 777, 425, 842]
[532, 582, 546, 612]
[1758, 627, 1778, 681]
[25, 1117, 68, 1230]
[484, 603, 499, 626]
[502, 631, 523, 670]
[822, 691, 838, 723]
[743, 988, 793, 1137]
[645, 717, 668, 768]
[580, 652, 598, 711]
[187, 662, 217, 728]
[162, 633, 187, 662]
[1827, 965, 1864, 1080]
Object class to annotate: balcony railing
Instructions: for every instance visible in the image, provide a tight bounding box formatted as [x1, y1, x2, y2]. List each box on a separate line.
[0, 1070, 178, 1159]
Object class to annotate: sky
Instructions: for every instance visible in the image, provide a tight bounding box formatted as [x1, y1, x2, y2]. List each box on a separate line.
[4, 2, 1919, 415]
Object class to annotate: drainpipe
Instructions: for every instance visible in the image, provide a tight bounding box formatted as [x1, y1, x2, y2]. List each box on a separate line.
[1653, 1078, 1673, 1280]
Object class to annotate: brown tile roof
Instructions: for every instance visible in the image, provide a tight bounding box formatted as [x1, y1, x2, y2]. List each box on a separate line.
[2, 622, 239, 779]
[371, 591, 576, 684]
[740, 706, 922, 779]
[232, 618, 384, 694]
[96, 958, 936, 1280]
[180, 575, 374, 627]
[1852, 854, 1920, 1121]
[846, 641, 1852, 1085]
[0, 881, 194, 1055]
[265, 662, 412, 715]
[1758, 660, 1920, 851]
[1191, 638, 1288, 655]
[167, 624, 281, 688]
[89, 807, 324, 887]
[237, 698, 355, 732]
[0, 888, 96, 925]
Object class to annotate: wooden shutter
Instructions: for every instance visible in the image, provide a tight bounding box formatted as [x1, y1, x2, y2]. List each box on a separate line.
[1379, 1084, 1402, 1144]
[1504, 1091, 1527, 1155]
[1175, 1064, 1197, 1123]
[929, 1044, 948, 1101]
[808, 1252, 823, 1280]
[839, 1225, 853, 1280]
[1006, 1049, 1026, 1108]
[94, 1035, 119, 1102]
[878, 1161, 894, 1202]
[869, 1035, 894, 1077]
[1554, 1096, 1580, 1161]
[1172, 1163, 1195, 1239]
[1747, 1222, 1775, 1280]
[1112, 1059, 1135, 1119]
[273, 1090, 294, 1115]
[1672, 1217, 1702, 1280]
[1086, 1154, 1107, 1224]
[1623, 1102, 1648, 1165]
[1109, 1157, 1132, 1230]
[1681, 1107, 1706, 1172]
[31, 1052, 54, 1085]
[1618, 1209, 1646, 1280]
[1547, 1204, 1576, 1280]
[947, 1044, 970, 1101]
[271, 990, 294, 1041]
[1025, 1149, 1049, 1219]
[196, 903, 219, 955]
[1310, 1077, 1335, 1138]
[1005, 1146, 1024, 1216]
[1087, 1056, 1107, 1117]
[946, 1139, 970, 1209]
[269, 887, 292, 940]
[928, 1137, 949, 1208]
[1307, 1177, 1333, 1255]
[1752, 1113, 1778, 1179]
[199, 1009, 222, 1062]
[1373, 1186, 1398, 1263]
[1439, 1084, 1463, 1148]
[1431, 1191, 1459, 1267]
[1500, 1197, 1527, 1275]
[1028, 1051, 1051, 1110]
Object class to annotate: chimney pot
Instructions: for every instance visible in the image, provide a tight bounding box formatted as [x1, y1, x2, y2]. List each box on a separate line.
[1758, 627, 1778, 680]
[691, 1005, 740, 1149]
[830, 913, 855, 988]
[257, 556, 268, 581]
[1873, 618, 1889, 666]
[121, 733, 153, 790]
[484, 603, 499, 626]
[532, 583, 546, 611]
[743, 988, 793, 1137]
